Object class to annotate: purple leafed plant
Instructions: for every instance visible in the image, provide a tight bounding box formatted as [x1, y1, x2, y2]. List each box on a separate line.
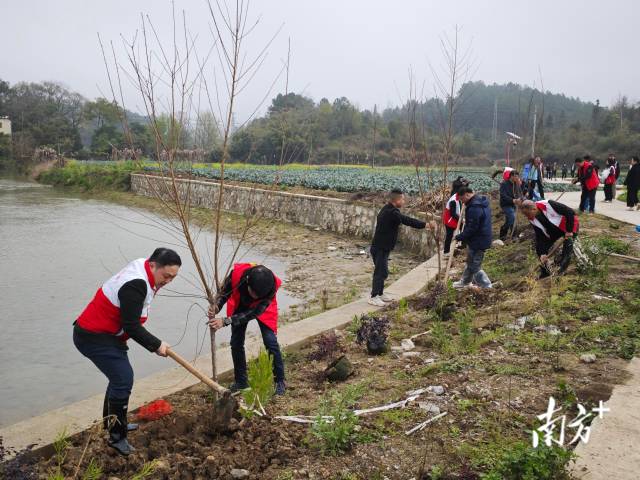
[308, 332, 342, 361]
[356, 315, 390, 355]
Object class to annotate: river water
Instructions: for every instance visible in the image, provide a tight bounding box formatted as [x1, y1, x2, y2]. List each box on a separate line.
[0, 178, 298, 428]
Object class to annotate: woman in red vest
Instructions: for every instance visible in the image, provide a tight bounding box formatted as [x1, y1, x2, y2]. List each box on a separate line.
[73, 248, 181, 456]
[208, 264, 285, 395]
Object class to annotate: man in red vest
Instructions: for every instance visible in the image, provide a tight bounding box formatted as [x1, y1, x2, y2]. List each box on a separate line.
[573, 155, 600, 213]
[208, 264, 285, 395]
[73, 248, 181, 456]
[517, 199, 578, 278]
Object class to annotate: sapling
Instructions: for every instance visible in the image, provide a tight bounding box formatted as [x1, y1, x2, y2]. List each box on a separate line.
[355, 315, 390, 355]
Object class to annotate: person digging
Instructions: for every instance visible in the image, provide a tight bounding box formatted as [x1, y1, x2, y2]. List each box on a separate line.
[208, 263, 286, 395]
[517, 199, 579, 279]
[73, 248, 181, 456]
[452, 186, 493, 289]
[369, 188, 432, 306]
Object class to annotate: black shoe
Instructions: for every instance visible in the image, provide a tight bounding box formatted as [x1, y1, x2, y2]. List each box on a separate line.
[229, 382, 249, 393]
[275, 380, 286, 396]
[107, 397, 134, 456]
[108, 434, 135, 456]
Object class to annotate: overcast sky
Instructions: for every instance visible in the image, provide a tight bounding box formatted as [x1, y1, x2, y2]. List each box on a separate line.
[1, 0, 637, 120]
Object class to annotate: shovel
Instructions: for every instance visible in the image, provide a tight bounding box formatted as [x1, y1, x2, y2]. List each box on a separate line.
[166, 348, 238, 431]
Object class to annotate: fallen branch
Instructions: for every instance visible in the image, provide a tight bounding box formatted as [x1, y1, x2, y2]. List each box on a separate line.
[405, 411, 448, 435]
[275, 393, 422, 424]
[610, 252, 640, 263]
[409, 330, 432, 341]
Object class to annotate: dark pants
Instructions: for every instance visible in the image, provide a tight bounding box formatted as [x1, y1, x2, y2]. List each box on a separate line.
[370, 246, 390, 297]
[499, 206, 516, 240]
[443, 226, 455, 254]
[579, 187, 597, 213]
[538, 235, 575, 277]
[627, 187, 639, 207]
[461, 248, 491, 287]
[604, 183, 614, 201]
[73, 331, 133, 400]
[230, 319, 285, 385]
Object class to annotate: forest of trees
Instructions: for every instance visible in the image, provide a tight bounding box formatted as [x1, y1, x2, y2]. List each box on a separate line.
[2, 76, 640, 170]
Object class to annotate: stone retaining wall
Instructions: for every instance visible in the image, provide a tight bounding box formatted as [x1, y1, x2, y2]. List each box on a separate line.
[130, 173, 436, 257]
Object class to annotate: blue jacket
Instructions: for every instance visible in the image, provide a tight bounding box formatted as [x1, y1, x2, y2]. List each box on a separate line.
[456, 195, 492, 250]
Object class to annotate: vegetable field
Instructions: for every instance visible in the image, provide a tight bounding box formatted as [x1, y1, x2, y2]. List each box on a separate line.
[143, 164, 579, 195]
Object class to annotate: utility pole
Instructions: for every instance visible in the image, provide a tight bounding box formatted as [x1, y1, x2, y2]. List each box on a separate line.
[492, 97, 498, 143]
[531, 104, 537, 157]
[371, 104, 377, 168]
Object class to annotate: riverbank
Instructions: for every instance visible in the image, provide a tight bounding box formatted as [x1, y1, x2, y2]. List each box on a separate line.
[36, 166, 424, 324]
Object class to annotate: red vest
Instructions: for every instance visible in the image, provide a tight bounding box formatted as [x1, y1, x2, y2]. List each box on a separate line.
[531, 200, 579, 237]
[442, 193, 461, 229]
[76, 258, 156, 341]
[226, 263, 281, 333]
[604, 166, 616, 185]
[580, 161, 600, 191]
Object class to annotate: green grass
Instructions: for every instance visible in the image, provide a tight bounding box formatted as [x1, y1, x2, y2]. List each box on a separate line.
[38, 161, 136, 191]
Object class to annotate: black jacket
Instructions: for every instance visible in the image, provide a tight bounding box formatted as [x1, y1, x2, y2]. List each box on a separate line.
[499, 180, 519, 208]
[531, 200, 576, 256]
[371, 203, 426, 251]
[624, 164, 640, 189]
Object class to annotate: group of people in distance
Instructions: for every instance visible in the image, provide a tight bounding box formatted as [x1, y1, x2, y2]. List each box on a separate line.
[521, 153, 640, 212]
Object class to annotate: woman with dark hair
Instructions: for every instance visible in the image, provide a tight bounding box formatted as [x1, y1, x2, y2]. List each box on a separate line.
[442, 177, 469, 255]
[624, 156, 640, 210]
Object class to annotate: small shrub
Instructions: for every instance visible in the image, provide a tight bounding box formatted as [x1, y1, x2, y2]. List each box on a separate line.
[307, 332, 342, 361]
[595, 236, 631, 255]
[432, 321, 454, 354]
[82, 459, 103, 480]
[356, 315, 390, 355]
[130, 460, 158, 480]
[311, 383, 365, 455]
[480, 442, 574, 480]
[242, 349, 275, 415]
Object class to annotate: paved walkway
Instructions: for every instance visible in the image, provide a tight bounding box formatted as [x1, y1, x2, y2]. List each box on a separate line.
[571, 358, 640, 479]
[557, 187, 640, 478]
[0, 255, 441, 454]
[552, 188, 639, 226]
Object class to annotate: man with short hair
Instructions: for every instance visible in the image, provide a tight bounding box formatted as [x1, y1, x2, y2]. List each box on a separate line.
[74, 248, 181, 456]
[208, 264, 285, 395]
[369, 189, 427, 306]
[573, 155, 599, 213]
[453, 186, 493, 289]
[517, 199, 578, 278]
[499, 169, 522, 241]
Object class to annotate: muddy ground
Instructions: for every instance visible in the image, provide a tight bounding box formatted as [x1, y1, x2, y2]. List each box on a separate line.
[6, 199, 640, 480]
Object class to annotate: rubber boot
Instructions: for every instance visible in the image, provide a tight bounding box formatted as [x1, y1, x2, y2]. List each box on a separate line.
[103, 392, 138, 431]
[275, 380, 286, 396]
[107, 397, 135, 456]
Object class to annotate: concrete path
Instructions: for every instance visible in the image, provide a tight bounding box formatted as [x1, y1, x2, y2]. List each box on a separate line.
[571, 359, 640, 479]
[0, 255, 440, 453]
[557, 187, 640, 478]
[549, 188, 639, 226]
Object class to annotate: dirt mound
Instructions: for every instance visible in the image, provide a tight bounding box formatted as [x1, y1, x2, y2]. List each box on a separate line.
[35, 402, 307, 480]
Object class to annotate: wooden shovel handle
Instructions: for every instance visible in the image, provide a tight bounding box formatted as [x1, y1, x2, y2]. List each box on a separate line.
[166, 348, 228, 395]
